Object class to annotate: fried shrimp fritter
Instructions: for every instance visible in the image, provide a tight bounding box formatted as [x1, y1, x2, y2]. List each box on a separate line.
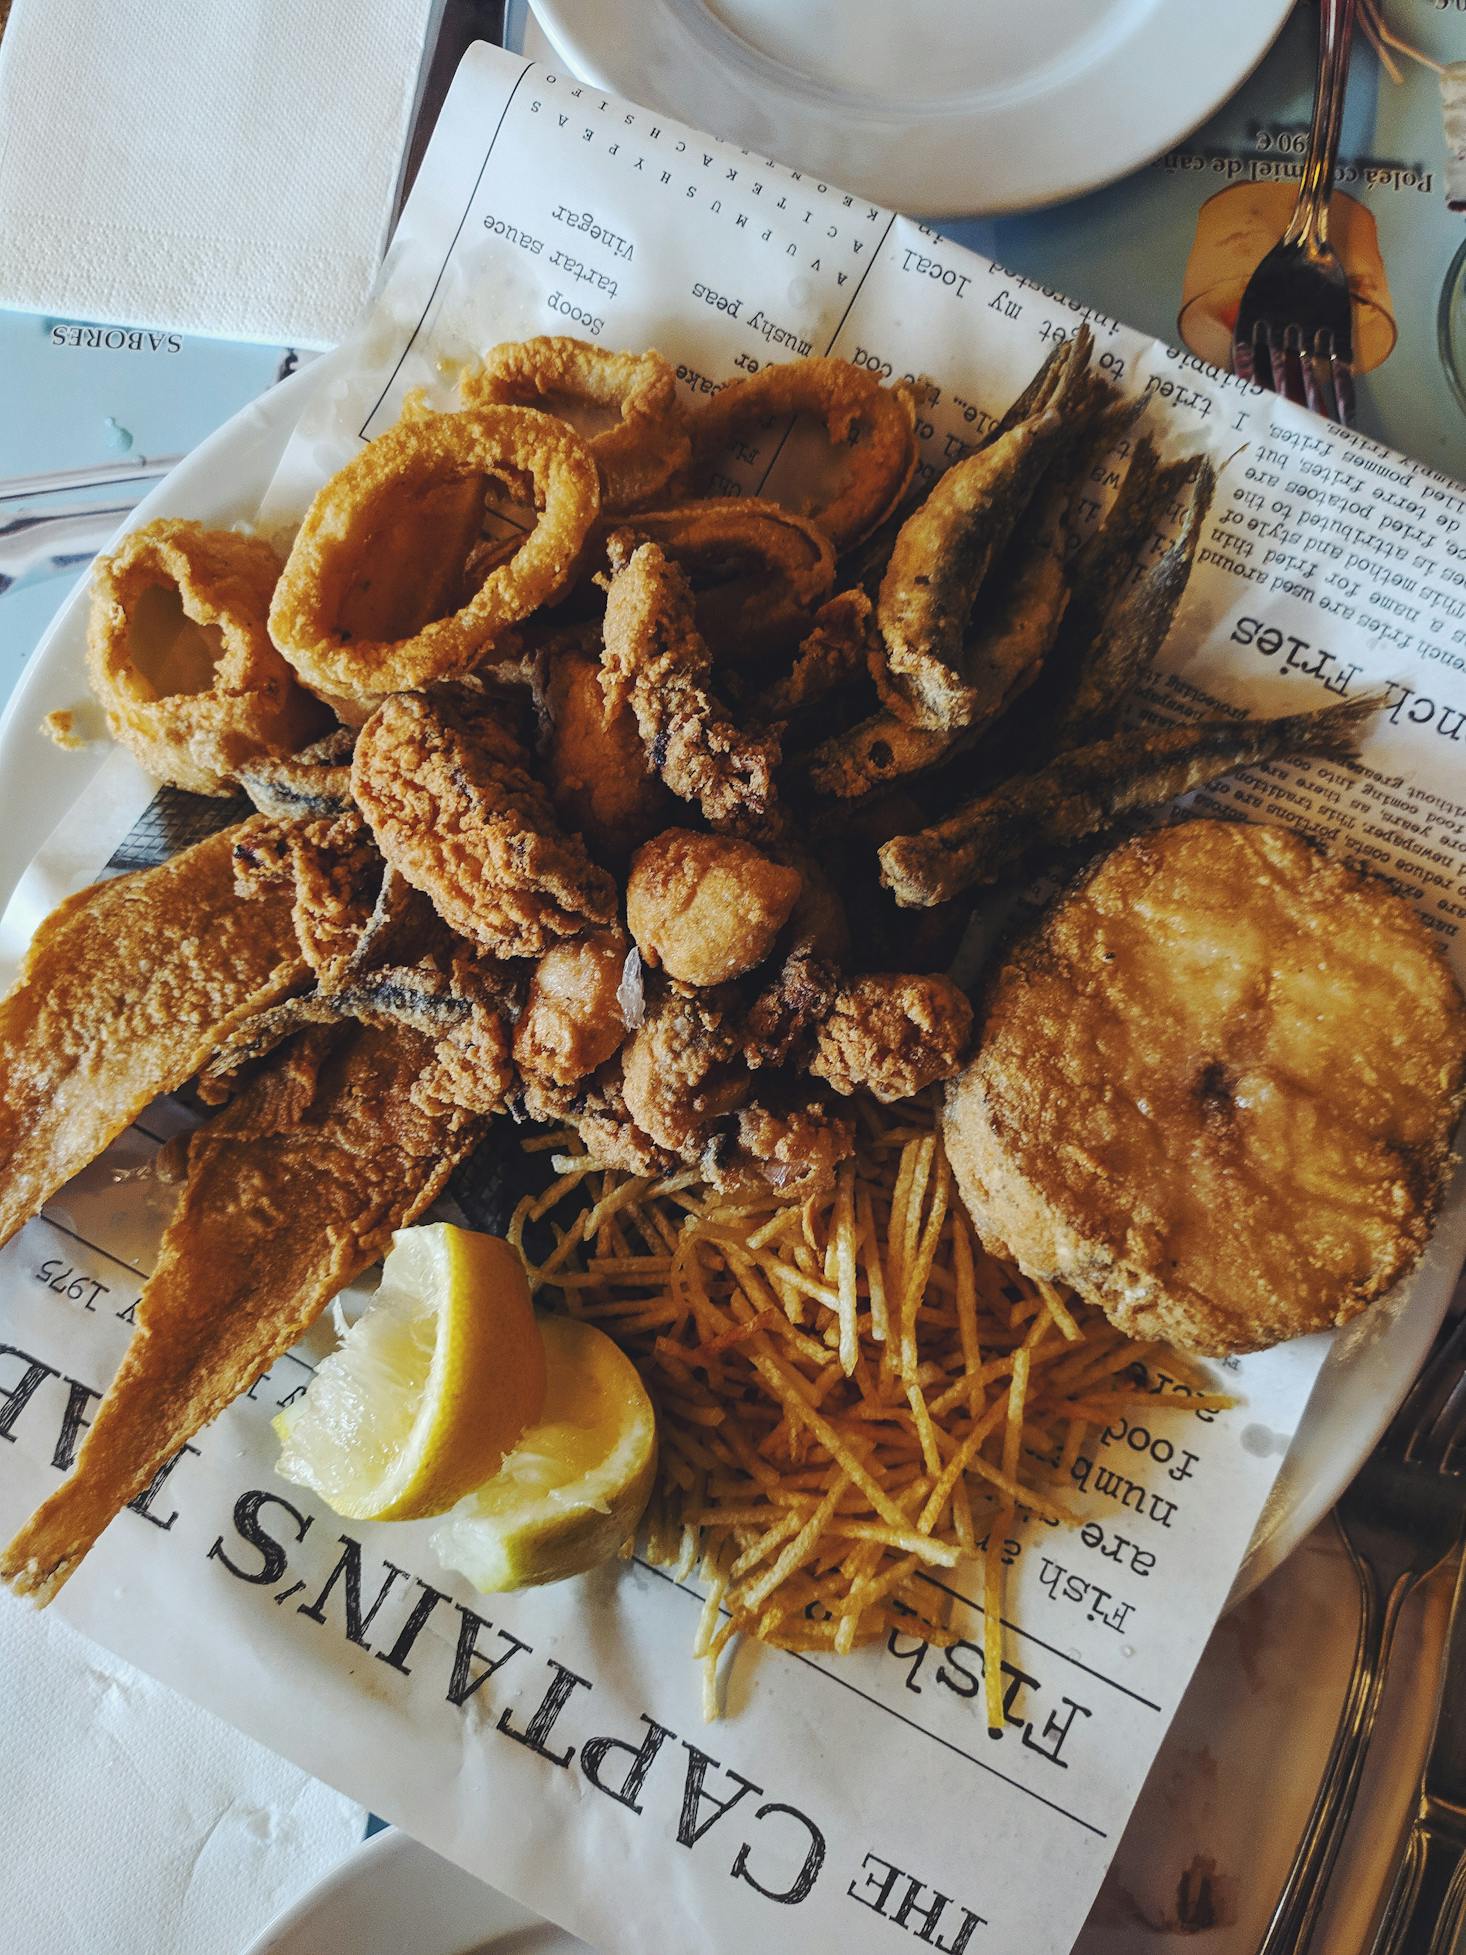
[541, 646, 670, 859]
[87, 519, 326, 793]
[620, 987, 748, 1157]
[626, 828, 802, 986]
[352, 688, 617, 958]
[944, 820, 1466, 1356]
[600, 538, 781, 834]
[514, 928, 631, 1087]
[811, 974, 973, 1102]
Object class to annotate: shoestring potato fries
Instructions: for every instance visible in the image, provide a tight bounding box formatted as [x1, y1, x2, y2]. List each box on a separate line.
[512, 1094, 1229, 1721]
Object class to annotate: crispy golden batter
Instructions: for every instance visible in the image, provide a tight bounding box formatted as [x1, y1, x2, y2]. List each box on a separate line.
[541, 646, 670, 860]
[626, 828, 802, 986]
[352, 688, 617, 958]
[521, 1060, 673, 1176]
[600, 538, 780, 834]
[513, 928, 630, 1087]
[269, 406, 600, 718]
[944, 820, 1466, 1355]
[691, 358, 916, 551]
[724, 1090, 855, 1196]
[0, 825, 305, 1251]
[811, 974, 973, 1102]
[613, 500, 836, 653]
[87, 519, 326, 793]
[742, 948, 840, 1071]
[462, 338, 690, 512]
[620, 987, 748, 1157]
[0, 1024, 482, 1602]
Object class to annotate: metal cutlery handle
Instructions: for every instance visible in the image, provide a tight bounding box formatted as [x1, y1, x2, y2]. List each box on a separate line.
[1283, 0, 1358, 257]
[1370, 1815, 1466, 1955]
[1258, 1559, 1412, 1955]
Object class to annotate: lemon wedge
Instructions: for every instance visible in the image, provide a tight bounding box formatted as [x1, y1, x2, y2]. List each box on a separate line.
[432, 1315, 657, 1592]
[273, 1223, 546, 1524]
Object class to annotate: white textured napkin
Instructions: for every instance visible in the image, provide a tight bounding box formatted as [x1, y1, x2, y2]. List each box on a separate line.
[0, 0, 440, 348]
[0, 1600, 366, 1952]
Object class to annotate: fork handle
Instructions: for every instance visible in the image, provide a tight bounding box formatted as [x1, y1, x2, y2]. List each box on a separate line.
[1258, 1554, 1412, 1955]
[1369, 1812, 1466, 1955]
[1284, 0, 1358, 255]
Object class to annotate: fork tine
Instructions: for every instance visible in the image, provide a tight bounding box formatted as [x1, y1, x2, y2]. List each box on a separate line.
[1253, 319, 1282, 395]
[1331, 350, 1356, 426]
[1391, 1314, 1466, 1457]
[1302, 329, 1334, 419]
[1418, 1351, 1466, 1469]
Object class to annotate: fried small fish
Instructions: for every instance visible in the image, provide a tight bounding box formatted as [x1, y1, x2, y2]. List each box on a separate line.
[0, 823, 305, 1250]
[0, 1022, 482, 1603]
[879, 695, 1382, 906]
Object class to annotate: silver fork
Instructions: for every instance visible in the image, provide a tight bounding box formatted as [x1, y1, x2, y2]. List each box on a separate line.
[1258, 1311, 1466, 1954]
[1233, 0, 1358, 425]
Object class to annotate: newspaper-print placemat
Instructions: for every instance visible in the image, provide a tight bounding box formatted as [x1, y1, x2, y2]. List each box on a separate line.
[2, 42, 1465, 1955]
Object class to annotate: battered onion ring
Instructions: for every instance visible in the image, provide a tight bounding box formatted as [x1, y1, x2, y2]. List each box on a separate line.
[615, 499, 835, 651]
[690, 358, 917, 552]
[269, 406, 600, 719]
[461, 337, 690, 513]
[86, 519, 327, 796]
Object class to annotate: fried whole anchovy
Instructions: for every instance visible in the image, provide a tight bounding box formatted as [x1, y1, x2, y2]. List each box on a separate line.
[878, 694, 1382, 906]
[0, 1022, 483, 1604]
[874, 326, 1093, 730]
[236, 727, 357, 821]
[0, 823, 305, 1251]
[1050, 456, 1218, 748]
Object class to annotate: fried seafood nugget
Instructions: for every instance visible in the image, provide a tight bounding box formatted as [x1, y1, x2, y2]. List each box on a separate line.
[810, 974, 973, 1102]
[0, 1024, 482, 1603]
[270, 406, 600, 718]
[513, 927, 631, 1087]
[352, 688, 617, 958]
[723, 1090, 856, 1197]
[462, 337, 690, 513]
[626, 828, 802, 986]
[542, 647, 671, 859]
[943, 820, 1466, 1356]
[690, 357, 916, 551]
[600, 538, 781, 834]
[0, 823, 306, 1251]
[620, 987, 749, 1157]
[613, 500, 836, 654]
[87, 519, 326, 794]
[521, 1061, 673, 1176]
[742, 948, 840, 1071]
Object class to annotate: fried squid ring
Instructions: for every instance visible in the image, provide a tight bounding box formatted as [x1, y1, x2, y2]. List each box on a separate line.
[86, 519, 327, 796]
[613, 499, 836, 653]
[269, 406, 600, 719]
[691, 358, 917, 552]
[462, 337, 690, 513]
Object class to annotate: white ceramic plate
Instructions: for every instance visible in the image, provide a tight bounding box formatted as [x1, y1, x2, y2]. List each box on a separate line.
[241, 1827, 586, 1955]
[0, 364, 1457, 1611]
[528, 0, 1297, 217]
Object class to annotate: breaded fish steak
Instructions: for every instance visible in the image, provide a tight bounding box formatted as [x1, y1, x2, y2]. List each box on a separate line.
[943, 819, 1466, 1355]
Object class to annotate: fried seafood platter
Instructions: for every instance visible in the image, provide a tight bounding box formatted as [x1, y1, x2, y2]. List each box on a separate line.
[2, 330, 1464, 1708]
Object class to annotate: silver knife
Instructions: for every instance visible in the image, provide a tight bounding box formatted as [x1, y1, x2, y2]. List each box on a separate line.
[1369, 1549, 1466, 1954]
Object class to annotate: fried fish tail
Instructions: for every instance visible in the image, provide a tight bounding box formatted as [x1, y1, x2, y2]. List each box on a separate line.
[0, 822, 306, 1250]
[0, 1023, 482, 1604]
[879, 694, 1382, 906]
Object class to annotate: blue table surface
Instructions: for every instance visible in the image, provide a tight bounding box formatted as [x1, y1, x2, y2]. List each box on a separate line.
[3, 4, 1464, 715]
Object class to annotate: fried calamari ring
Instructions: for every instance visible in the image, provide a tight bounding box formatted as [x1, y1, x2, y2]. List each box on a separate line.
[86, 519, 327, 796]
[691, 358, 916, 552]
[462, 337, 690, 513]
[613, 499, 836, 653]
[270, 406, 600, 719]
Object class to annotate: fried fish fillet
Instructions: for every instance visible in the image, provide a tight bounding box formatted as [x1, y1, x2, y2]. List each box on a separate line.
[0, 1022, 482, 1603]
[944, 820, 1466, 1355]
[0, 823, 305, 1251]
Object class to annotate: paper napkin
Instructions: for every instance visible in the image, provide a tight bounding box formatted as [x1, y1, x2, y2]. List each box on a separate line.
[0, 0, 440, 348]
[0, 1600, 366, 1953]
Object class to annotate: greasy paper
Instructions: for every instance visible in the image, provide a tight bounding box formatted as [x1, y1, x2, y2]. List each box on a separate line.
[2, 41, 1465, 1955]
